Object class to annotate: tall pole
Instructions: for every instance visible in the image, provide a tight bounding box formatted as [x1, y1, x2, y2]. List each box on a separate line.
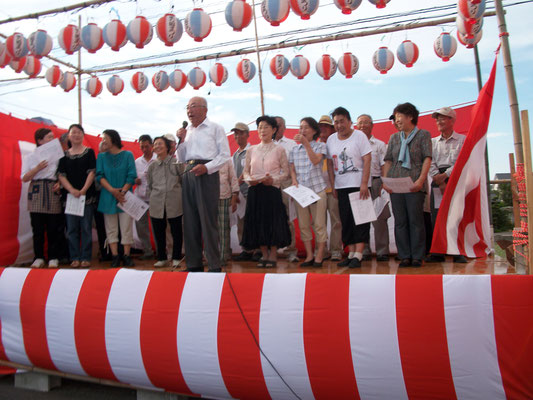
[77, 15, 82, 125]
[251, 0, 265, 115]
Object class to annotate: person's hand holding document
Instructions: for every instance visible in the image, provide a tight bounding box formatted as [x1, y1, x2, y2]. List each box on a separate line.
[117, 191, 148, 221]
[34, 138, 64, 163]
[283, 185, 320, 208]
[65, 194, 86, 216]
[349, 191, 377, 225]
[381, 177, 415, 193]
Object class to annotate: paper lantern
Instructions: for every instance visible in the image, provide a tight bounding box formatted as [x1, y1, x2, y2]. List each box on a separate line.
[10, 57, 27, 73]
[333, 0, 362, 15]
[269, 54, 290, 79]
[187, 67, 207, 90]
[28, 30, 53, 59]
[316, 54, 337, 80]
[458, 29, 483, 49]
[261, 0, 290, 26]
[209, 63, 228, 87]
[434, 32, 457, 62]
[60, 71, 77, 92]
[106, 75, 124, 96]
[338, 52, 359, 78]
[368, 0, 390, 8]
[58, 24, 81, 55]
[6, 33, 29, 61]
[45, 66, 63, 87]
[0, 42, 11, 68]
[152, 70, 170, 92]
[156, 14, 183, 46]
[23, 56, 41, 77]
[396, 40, 419, 68]
[103, 20, 128, 51]
[86, 76, 103, 97]
[131, 71, 149, 93]
[290, 0, 319, 20]
[184, 8, 212, 42]
[127, 16, 153, 49]
[456, 14, 483, 40]
[236, 58, 256, 83]
[169, 69, 187, 91]
[290, 55, 310, 80]
[225, 0, 253, 32]
[372, 46, 394, 74]
[81, 23, 104, 53]
[458, 0, 486, 25]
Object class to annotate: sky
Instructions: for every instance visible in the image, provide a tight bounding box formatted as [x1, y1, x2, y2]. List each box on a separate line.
[1, 0, 532, 176]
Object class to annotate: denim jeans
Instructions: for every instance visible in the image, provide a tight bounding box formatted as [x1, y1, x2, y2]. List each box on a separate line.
[66, 204, 94, 261]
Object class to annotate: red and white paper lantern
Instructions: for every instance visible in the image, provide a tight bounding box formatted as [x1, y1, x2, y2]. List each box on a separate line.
[169, 69, 187, 91]
[60, 71, 77, 92]
[456, 14, 483, 40]
[434, 32, 457, 62]
[316, 54, 337, 80]
[187, 67, 207, 90]
[106, 75, 124, 96]
[45, 65, 63, 87]
[5, 33, 29, 61]
[23, 55, 41, 77]
[236, 59, 256, 83]
[225, 0, 253, 32]
[396, 40, 419, 68]
[86, 76, 103, 97]
[156, 14, 183, 46]
[81, 23, 104, 53]
[261, 0, 290, 26]
[58, 24, 81, 55]
[338, 52, 359, 78]
[290, 0, 319, 20]
[458, 0, 486, 25]
[290, 55, 310, 80]
[0, 42, 11, 68]
[209, 63, 228, 87]
[152, 71, 170, 92]
[103, 20, 128, 51]
[9, 57, 27, 73]
[184, 8, 212, 42]
[333, 0, 362, 15]
[127, 16, 153, 49]
[372, 46, 394, 74]
[131, 71, 149, 93]
[28, 30, 53, 59]
[368, 0, 390, 8]
[457, 29, 483, 49]
[269, 54, 290, 79]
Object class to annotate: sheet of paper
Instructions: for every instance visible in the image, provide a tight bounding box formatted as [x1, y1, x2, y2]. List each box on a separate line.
[373, 189, 390, 218]
[117, 191, 149, 221]
[433, 187, 443, 209]
[65, 194, 86, 217]
[349, 191, 377, 225]
[229, 210, 238, 227]
[288, 197, 297, 221]
[283, 185, 321, 208]
[236, 192, 246, 219]
[34, 138, 64, 163]
[381, 176, 415, 193]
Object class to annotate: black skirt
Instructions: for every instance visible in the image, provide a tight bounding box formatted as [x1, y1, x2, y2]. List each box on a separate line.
[241, 184, 291, 249]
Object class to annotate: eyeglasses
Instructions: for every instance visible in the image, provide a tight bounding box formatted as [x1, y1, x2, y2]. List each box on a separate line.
[186, 104, 206, 110]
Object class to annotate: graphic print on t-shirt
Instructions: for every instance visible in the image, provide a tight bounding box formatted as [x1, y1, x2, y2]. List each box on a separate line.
[333, 147, 357, 175]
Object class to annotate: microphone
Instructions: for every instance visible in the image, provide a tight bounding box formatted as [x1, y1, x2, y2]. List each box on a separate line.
[182, 121, 188, 129]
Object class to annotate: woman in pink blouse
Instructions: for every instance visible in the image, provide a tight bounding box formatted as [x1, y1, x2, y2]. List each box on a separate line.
[241, 115, 291, 268]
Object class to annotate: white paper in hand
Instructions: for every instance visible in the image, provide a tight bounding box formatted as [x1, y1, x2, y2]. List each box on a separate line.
[117, 191, 149, 221]
[349, 191, 377, 225]
[65, 194, 86, 216]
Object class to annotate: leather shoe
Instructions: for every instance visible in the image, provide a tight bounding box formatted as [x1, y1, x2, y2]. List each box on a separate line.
[362, 254, 372, 261]
[376, 255, 389, 262]
[312, 260, 323, 267]
[453, 255, 468, 263]
[425, 254, 445, 263]
[337, 258, 352, 267]
[234, 251, 253, 261]
[300, 259, 314, 267]
[111, 255, 121, 268]
[348, 258, 361, 268]
[399, 258, 411, 267]
[411, 259, 422, 267]
[122, 255, 135, 267]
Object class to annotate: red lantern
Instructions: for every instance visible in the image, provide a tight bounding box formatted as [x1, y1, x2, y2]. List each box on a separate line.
[152, 71, 170, 92]
[0, 42, 11, 68]
[127, 16, 153, 49]
[209, 63, 228, 86]
[131, 72, 149, 93]
[169, 69, 187, 91]
[23, 56, 41, 77]
[372, 46, 394, 74]
[316, 54, 337, 80]
[58, 24, 81, 55]
[60, 72, 77, 92]
[6, 33, 29, 61]
[225, 0, 253, 32]
[290, 0, 319, 20]
[368, 0, 390, 8]
[156, 14, 183, 46]
[261, 0, 290, 26]
[290, 55, 310, 80]
[86, 76, 103, 97]
[103, 20, 128, 51]
[396, 40, 419, 68]
[270, 54, 290, 79]
[458, 0, 485, 25]
[236, 59, 256, 83]
[185, 8, 212, 42]
[187, 67, 207, 90]
[106, 75, 124, 96]
[434, 32, 457, 62]
[338, 52, 359, 78]
[333, 0, 362, 15]
[46, 66, 63, 87]
[10, 56, 27, 73]
[456, 15, 483, 40]
[28, 30, 53, 59]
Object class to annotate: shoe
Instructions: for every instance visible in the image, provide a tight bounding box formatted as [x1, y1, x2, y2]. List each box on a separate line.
[122, 255, 135, 267]
[172, 258, 183, 268]
[99, 254, 113, 262]
[31, 258, 45, 268]
[300, 259, 314, 267]
[287, 253, 299, 263]
[48, 259, 59, 268]
[376, 255, 390, 262]
[80, 261, 91, 268]
[411, 259, 422, 267]
[234, 251, 253, 261]
[395, 255, 402, 261]
[362, 254, 372, 261]
[453, 255, 468, 263]
[154, 260, 168, 268]
[337, 257, 352, 267]
[111, 255, 121, 268]
[425, 254, 445, 263]
[256, 259, 267, 268]
[349, 258, 362, 268]
[70, 260, 80, 268]
[140, 253, 154, 260]
[313, 261, 323, 267]
[399, 258, 411, 267]
[208, 267, 222, 272]
[252, 252, 263, 262]
[330, 252, 342, 261]
[264, 260, 277, 268]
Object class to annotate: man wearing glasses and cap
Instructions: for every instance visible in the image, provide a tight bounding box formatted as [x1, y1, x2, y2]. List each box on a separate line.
[425, 106, 467, 263]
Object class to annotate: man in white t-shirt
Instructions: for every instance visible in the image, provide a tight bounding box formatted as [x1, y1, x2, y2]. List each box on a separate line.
[326, 107, 372, 269]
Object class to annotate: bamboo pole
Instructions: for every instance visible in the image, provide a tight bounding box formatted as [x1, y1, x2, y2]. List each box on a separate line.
[78, 15, 83, 125]
[520, 110, 532, 274]
[509, 153, 520, 228]
[251, 0, 265, 115]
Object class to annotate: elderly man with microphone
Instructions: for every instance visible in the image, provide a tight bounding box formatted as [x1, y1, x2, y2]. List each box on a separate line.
[176, 96, 231, 272]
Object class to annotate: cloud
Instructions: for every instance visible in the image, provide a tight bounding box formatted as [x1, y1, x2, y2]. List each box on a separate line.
[487, 132, 509, 139]
[365, 79, 383, 85]
[455, 76, 478, 83]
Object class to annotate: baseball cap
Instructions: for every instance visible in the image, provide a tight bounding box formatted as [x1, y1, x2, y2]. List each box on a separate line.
[163, 133, 176, 142]
[432, 107, 457, 120]
[231, 122, 249, 133]
[318, 115, 333, 126]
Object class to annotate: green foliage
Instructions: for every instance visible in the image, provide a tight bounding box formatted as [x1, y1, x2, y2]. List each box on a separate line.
[491, 183, 514, 232]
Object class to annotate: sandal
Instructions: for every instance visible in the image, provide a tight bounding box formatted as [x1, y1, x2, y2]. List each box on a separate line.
[256, 259, 267, 268]
[264, 260, 277, 268]
[70, 260, 80, 268]
[80, 261, 91, 268]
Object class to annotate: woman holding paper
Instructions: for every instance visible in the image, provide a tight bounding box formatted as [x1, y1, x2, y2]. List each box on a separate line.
[21, 128, 63, 268]
[241, 115, 291, 268]
[146, 136, 183, 269]
[289, 117, 328, 267]
[57, 124, 96, 268]
[96, 129, 137, 268]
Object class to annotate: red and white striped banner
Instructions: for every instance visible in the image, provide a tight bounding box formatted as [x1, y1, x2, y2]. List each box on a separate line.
[1, 268, 532, 399]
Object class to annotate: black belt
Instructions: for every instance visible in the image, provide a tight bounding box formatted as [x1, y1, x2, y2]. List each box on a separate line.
[372, 176, 381, 180]
[432, 166, 450, 186]
[186, 159, 210, 165]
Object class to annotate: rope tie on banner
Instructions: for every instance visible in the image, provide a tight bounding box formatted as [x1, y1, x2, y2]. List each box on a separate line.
[513, 163, 529, 261]
[499, 32, 509, 37]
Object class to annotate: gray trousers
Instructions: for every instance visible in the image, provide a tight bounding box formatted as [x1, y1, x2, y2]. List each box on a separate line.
[182, 170, 220, 271]
[363, 177, 391, 256]
[390, 192, 426, 260]
[135, 208, 153, 255]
